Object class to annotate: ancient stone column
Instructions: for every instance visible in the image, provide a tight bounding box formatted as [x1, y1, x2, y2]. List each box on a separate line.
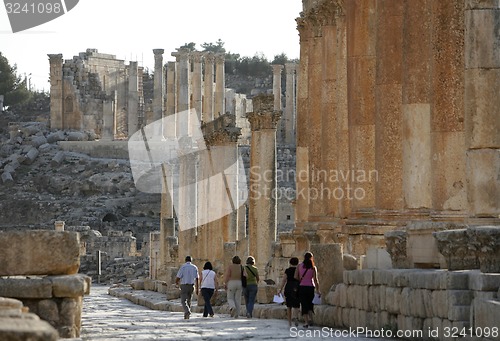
[203, 52, 215, 123]
[172, 48, 190, 136]
[191, 52, 203, 122]
[153, 49, 165, 124]
[0, 95, 4, 112]
[128, 61, 139, 137]
[214, 53, 225, 118]
[247, 94, 281, 272]
[48, 54, 63, 130]
[284, 63, 297, 146]
[102, 91, 116, 140]
[165, 61, 176, 137]
[464, 2, 500, 217]
[272, 64, 284, 143]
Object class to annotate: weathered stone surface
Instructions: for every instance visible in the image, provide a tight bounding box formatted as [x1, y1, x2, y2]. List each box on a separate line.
[0, 316, 58, 341]
[0, 230, 80, 276]
[50, 274, 91, 297]
[21, 147, 39, 165]
[311, 243, 344, 294]
[466, 150, 500, 216]
[0, 298, 23, 310]
[472, 299, 500, 338]
[1, 171, 13, 184]
[0, 278, 52, 299]
[46, 131, 66, 143]
[434, 229, 479, 270]
[469, 271, 500, 291]
[256, 285, 276, 304]
[468, 226, 500, 273]
[30, 136, 47, 148]
[385, 230, 409, 269]
[343, 254, 358, 270]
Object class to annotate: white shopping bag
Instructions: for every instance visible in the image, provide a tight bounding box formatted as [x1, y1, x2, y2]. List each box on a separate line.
[312, 293, 321, 305]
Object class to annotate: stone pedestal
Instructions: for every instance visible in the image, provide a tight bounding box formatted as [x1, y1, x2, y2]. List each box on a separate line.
[247, 94, 281, 272]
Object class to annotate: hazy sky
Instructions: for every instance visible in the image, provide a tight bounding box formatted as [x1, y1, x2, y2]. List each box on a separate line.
[1, 0, 303, 91]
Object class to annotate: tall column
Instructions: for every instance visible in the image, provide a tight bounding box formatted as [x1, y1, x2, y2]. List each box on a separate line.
[464, 2, 500, 217]
[272, 64, 284, 142]
[284, 63, 297, 146]
[165, 61, 176, 137]
[48, 54, 63, 130]
[102, 91, 116, 140]
[247, 94, 281, 272]
[153, 49, 165, 125]
[128, 61, 139, 137]
[203, 52, 215, 123]
[191, 52, 203, 121]
[172, 48, 190, 136]
[214, 53, 225, 118]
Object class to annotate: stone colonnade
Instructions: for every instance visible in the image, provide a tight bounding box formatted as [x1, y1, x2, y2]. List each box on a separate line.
[293, 0, 499, 259]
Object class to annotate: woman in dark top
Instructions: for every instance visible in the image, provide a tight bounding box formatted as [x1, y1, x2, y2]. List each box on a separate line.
[279, 257, 300, 327]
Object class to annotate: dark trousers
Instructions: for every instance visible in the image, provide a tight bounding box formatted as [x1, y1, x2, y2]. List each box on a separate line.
[201, 288, 215, 317]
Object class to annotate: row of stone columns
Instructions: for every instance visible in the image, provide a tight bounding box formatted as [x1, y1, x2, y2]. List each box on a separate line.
[151, 48, 227, 138]
[272, 63, 297, 146]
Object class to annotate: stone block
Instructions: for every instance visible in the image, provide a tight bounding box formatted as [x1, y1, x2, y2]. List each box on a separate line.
[473, 299, 500, 337]
[434, 229, 479, 270]
[311, 244, 344, 294]
[465, 9, 500, 69]
[385, 287, 402, 314]
[343, 254, 358, 270]
[0, 298, 23, 310]
[0, 278, 52, 299]
[50, 274, 90, 298]
[408, 270, 447, 290]
[432, 290, 449, 319]
[37, 299, 59, 324]
[256, 285, 276, 304]
[447, 271, 471, 290]
[350, 270, 374, 285]
[130, 279, 145, 290]
[469, 271, 500, 291]
[399, 287, 411, 316]
[468, 226, 500, 273]
[0, 316, 59, 341]
[448, 305, 470, 322]
[466, 151, 500, 217]
[0, 230, 80, 276]
[409, 289, 427, 318]
[447, 290, 474, 307]
[338, 283, 347, 307]
[366, 248, 392, 269]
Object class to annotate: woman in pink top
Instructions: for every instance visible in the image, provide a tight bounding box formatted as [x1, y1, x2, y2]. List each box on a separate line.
[294, 251, 320, 328]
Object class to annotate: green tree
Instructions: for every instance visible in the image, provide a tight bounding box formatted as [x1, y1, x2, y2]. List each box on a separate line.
[201, 39, 226, 53]
[179, 42, 197, 51]
[0, 52, 30, 108]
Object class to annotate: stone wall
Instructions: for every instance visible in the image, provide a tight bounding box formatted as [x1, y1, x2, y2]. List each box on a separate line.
[328, 269, 500, 341]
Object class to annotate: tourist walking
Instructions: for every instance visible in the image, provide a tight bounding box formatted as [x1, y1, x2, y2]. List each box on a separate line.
[243, 256, 259, 318]
[200, 261, 218, 318]
[224, 255, 246, 318]
[278, 257, 300, 327]
[295, 252, 320, 328]
[175, 256, 199, 319]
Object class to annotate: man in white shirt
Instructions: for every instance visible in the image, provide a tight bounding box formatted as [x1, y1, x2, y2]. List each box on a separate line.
[175, 256, 199, 319]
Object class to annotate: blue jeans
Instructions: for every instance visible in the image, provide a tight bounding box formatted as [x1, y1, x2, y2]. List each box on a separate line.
[201, 288, 214, 317]
[244, 284, 258, 317]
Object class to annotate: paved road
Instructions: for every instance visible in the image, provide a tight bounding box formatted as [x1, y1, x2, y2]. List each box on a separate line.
[78, 285, 397, 341]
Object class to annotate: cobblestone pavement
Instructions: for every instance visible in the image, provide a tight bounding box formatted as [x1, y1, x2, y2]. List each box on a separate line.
[76, 285, 399, 341]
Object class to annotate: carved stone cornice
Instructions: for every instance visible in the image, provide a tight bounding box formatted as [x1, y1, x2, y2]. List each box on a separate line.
[272, 64, 284, 74]
[48, 54, 63, 63]
[153, 49, 165, 56]
[201, 113, 241, 145]
[285, 63, 297, 74]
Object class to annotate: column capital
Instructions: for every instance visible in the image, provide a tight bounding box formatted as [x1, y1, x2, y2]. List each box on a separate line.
[285, 63, 298, 73]
[272, 64, 284, 74]
[153, 48, 165, 55]
[190, 51, 203, 63]
[48, 53, 63, 62]
[203, 52, 215, 64]
[247, 94, 282, 130]
[214, 53, 225, 64]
